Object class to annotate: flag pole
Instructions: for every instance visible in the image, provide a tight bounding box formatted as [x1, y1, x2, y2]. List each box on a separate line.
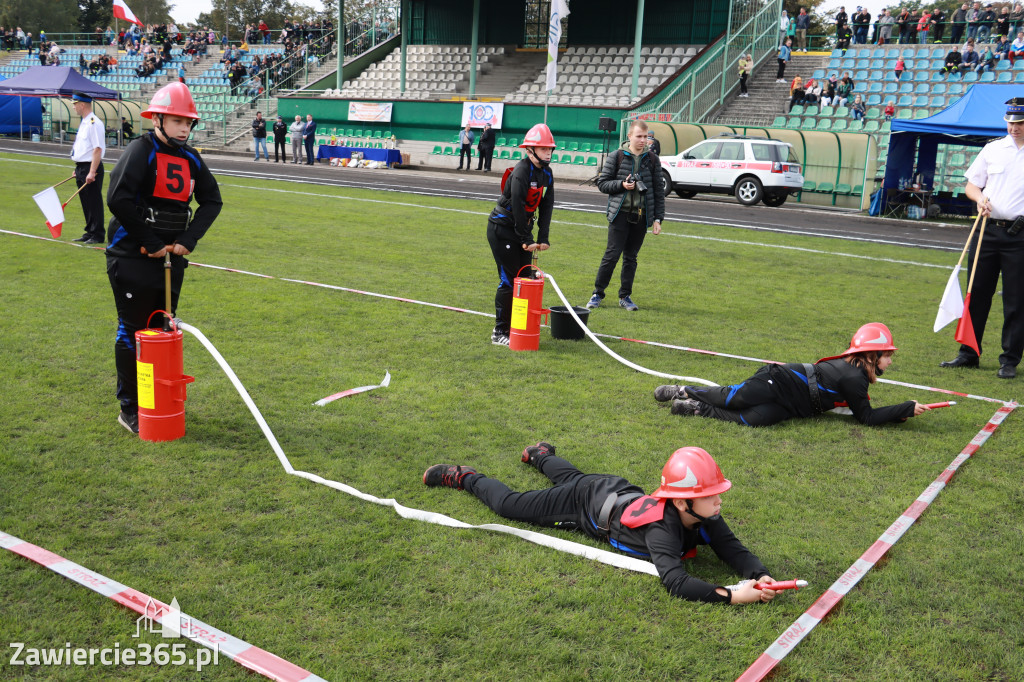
[954, 213, 982, 271]
[965, 215, 987, 295]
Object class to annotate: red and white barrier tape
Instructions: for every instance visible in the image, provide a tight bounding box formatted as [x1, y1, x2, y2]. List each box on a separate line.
[735, 401, 1018, 682]
[314, 370, 391, 406]
[0, 530, 325, 682]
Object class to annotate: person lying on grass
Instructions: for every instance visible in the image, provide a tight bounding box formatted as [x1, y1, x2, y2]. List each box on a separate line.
[423, 444, 778, 604]
[655, 322, 930, 427]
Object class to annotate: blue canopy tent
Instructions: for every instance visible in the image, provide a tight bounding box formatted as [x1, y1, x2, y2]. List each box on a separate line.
[0, 75, 43, 136]
[0, 66, 121, 141]
[884, 84, 1017, 193]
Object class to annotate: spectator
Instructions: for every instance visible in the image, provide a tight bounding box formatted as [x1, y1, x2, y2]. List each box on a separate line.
[795, 8, 810, 51]
[854, 7, 872, 44]
[252, 111, 269, 161]
[776, 38, 792, 82]
[976, 42, 998, 72]
[979, 3, 996, 40]
[25, 32, 32, 56]
[877, 10, 895, 44]
[837, 23, 853, 53]
[850, 94, 866, 121]
[1011, 3, 1024, 35]
[897, 8, 914, 43]
[821, 73, 838, 106]
[259, 19, 271, 44]
[737, 52, 752, 97]
[836, 73, 854, 107]
[477, 122, 495, 171]
[943, 47, 964, 74]
[962, 42, 981, 71]
[289, 114, 304, 163]
[787, 75, 804, 111]
[884, 101, 896, 119]
[967, 2, 983, 40]
[1009, 30, 1024, 65]
[457, 123, 474, 171]
[79, 53, 87, 75]
[930, 7, 946, 43]
[951, 4, 970, 45]
[995, 33, 1012, 59]
[996, 5, 1012, 36]
[918, 9, 933, 43]
[894, 55, 906, 79]
[303, 113, 316, 165]
[803, 78, 822, 105]
[121, 116, 136, 141]
[835, 6, 849, 36]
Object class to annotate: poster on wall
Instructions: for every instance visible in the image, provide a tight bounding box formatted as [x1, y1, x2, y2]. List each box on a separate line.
[348, 101, 393, 123]
[461, 101, 503, 129]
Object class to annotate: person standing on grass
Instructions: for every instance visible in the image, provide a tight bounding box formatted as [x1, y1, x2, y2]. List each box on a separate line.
[273, 115, 288, 162]
[485, 123, 556, 347]
[584, 118, 664, 312]
[654, 323, 930, 427]
[69, 92, 106, 245]
[476, 122, 495, 172]
[104, 83, 222, 434]
[252, 111, 269, 161]
[303, 113, 316, 165]
[940, 99, 1024, 380]
[423, 444, 779, 605]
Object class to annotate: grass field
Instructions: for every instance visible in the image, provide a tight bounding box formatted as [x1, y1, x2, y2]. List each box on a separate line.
[1, 150, 1021, 681]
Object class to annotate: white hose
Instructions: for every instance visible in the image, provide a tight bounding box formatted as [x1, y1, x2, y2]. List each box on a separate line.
[543, 273, 719, 387]
[176, 320, 659, 577]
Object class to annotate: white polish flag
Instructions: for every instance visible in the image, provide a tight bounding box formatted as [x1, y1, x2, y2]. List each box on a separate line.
[933, 265, 964, 332]
[113, 0, 145, 27]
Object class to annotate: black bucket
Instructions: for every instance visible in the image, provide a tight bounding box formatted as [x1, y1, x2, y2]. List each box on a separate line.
[549, 306, 590, 340]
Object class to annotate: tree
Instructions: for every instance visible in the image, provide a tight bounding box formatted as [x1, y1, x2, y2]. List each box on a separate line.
[79, 0, 112, 32]
[786, 0, 831, 47]
[0, 0, 78, 34]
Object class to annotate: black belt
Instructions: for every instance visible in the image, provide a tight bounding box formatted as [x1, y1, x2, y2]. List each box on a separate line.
[987, 218, 1017, 229]
[596, 491, 643, 539]
[141, 207, 191, 243]
[802, 363, 823, 414]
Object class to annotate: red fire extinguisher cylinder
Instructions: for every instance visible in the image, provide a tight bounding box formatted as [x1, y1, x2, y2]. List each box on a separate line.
[135, 314, 194, 442]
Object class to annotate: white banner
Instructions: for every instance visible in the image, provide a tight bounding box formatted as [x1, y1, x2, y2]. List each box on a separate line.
[348, 101, 393, 123]
[460, 102, 503, 129]
[546, 0, 570, 91]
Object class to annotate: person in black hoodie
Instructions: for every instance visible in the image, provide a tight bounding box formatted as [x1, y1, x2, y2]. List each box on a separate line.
[585, 119, 665, 312]
[272, 114, 288, 162]
[423, 444, 779, 604]
[654, 323, 930, 427]
[104, 83, 222, 434]
[485, 123, 555, 346]
[476, 122, 495, 172]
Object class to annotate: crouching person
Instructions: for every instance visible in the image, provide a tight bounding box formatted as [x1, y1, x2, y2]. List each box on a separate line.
[423, 444, 778, 604]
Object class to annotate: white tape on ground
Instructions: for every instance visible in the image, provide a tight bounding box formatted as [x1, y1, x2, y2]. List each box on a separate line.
[177, 321, 659, 577]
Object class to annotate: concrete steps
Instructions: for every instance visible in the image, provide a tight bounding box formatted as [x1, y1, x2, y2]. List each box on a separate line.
[470, 49, 545, 98]
[712, 53, 830, 127]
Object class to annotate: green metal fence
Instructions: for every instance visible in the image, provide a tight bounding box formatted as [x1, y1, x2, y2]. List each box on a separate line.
[627, 0, 782, 127]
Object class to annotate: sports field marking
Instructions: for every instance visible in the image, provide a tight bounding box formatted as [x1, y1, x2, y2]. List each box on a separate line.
[735, 401, 1018, 682]
[0, 530, 326, 682]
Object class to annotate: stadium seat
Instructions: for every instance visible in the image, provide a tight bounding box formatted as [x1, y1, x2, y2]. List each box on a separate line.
[867, 94, 882, 105]
[914, 83, 929, 94]
[848, 120, 864, 131]
[511, 150, 523, 160]
[819, 105, 834, 117]
[787, 117, 802, 129]
[497, 149, 510, 159]
[913, 95, 929, 107]
[914, 71, 929, 81]
[802, 180, 816, 191]
[816, 118, 833, 130]
[443, 146, 455, 155]
[1015, 72, 1024, 83]
[997, 71, 1012, 82]
[915, 48, 929, 58]
[869, 82, 883, 93]
[586, 157, 598, 166]
[866, 107, 881, 118]
[836, 183, 853, 194]
[573, 155, 586, 165]
[431, 145, 442, 155]
[884, 82, 898, 93]
[964, 72, 978, 82]
[832, 119, 848, 131]
[899, 82, 913, 93]
[772, 116, 787, 127]
[897, 95, 913, 107]
[790, 104, 805, 116]
[930, 96, 946, 107]
[835, 106, 849, 117]
[865, 120, 881, 132]
[507, 137, 518, 147]
[818, 182, 835, 193]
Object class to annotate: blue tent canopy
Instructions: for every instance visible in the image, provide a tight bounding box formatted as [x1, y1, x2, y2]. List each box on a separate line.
[883, 84, 1018, 191]
[0, 66, 121, 100]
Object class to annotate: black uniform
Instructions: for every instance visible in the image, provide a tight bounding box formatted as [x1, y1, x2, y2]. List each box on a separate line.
[476, 126, 495, 171]
[272, 119, 288, 162]
[684, 359, 915, 427]
[486, 158, 554, 336]
[105, 132, 222, 415]
[463, 454, 769, 602]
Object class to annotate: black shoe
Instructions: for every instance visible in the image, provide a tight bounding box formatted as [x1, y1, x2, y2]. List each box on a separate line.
[118, 410, 139, 434]
[670, 398, 702, 416]
[521, 441, 555, 468]
[83, 238, 102, 244]
[491, 328, 510, 346]
[939, 355, 979, 368]
[654, 385, 684, 402]
[997, 364, 1016, 379]
[423, 464, 477, 490]
[72, 235, 90, 242]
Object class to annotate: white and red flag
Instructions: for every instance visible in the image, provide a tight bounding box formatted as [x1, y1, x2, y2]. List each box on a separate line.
[113, 0, 145, 27]
[933, 264, 964, 332]
[32, 186, 65, 238]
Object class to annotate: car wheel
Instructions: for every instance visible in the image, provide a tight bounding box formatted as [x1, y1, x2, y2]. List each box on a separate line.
[734, 177, 763, 206]
[674, 189, 697, 199]
[660, 170, 673, 196]
[762, 193, 787, 207]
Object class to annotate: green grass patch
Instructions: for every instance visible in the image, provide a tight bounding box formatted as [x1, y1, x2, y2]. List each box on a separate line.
[1, 151, 1021, 680]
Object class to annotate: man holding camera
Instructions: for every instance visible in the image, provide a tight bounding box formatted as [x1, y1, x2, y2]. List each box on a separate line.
[585, 119, 664, 312]
[941, 98, 1024, 379]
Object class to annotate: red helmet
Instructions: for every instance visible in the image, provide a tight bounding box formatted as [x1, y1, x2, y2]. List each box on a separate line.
[520, 123, 556, 149]
[819, 322, 897, 362]
[652, 447, 732, 500]
[142, 82, 199, 120]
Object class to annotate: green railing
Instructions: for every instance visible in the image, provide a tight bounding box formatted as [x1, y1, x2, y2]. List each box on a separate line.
[628, 0, 783, 127]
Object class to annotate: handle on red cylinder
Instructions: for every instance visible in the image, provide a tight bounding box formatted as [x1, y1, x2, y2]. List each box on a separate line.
[145, 310, 178, 331]
[516, 264, 544, 279]
[753, 580, 807, 591]
[155, 374, 195, 402]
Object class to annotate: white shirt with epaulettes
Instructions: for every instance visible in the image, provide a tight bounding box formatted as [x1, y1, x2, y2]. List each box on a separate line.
[71, 112, 106, 163]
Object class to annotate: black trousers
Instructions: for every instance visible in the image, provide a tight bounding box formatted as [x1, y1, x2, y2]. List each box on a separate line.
[592, 211, 648, 300]
[739, 72, 748, 94]
[777, 58, 787, 79]
[458, 143, 472, 169]
[304, 136, 315, 164]
[274, 137, 286, 161]
[684, 368, 796, 427]
[464, 454, 636, 538]
[477, 146, 494, 171]
[950, 24, 965, 45]
[959, 225, 1024, 367]
[486, 219, 533, 335]
[75, 162, 105, 240]
[106, 254, 185, 412]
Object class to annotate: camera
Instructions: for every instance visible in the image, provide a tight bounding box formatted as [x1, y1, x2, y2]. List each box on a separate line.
[634, 178, 648, 193]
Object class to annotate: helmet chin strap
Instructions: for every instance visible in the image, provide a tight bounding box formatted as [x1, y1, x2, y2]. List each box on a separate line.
[525, 147, 550, 168]
[155, 113, 197, 149]
[684, 499, 720, 525]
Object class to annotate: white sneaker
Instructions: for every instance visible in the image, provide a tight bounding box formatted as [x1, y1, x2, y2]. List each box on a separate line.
[491, 329, 510, 346]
